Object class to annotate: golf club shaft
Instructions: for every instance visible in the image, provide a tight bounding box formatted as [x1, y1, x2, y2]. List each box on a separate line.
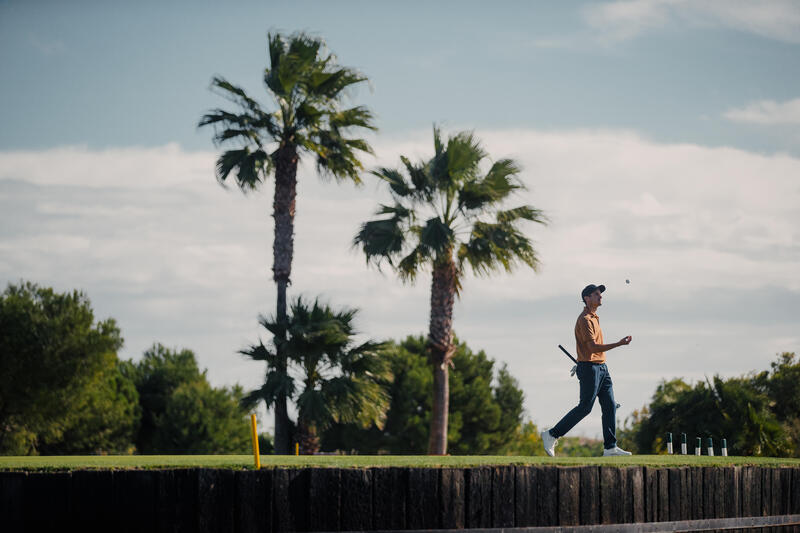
[558, 344, 578, 364]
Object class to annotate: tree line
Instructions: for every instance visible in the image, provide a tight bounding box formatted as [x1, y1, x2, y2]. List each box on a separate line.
[0, 281, 545, 456]
[618, 352, 800, 457]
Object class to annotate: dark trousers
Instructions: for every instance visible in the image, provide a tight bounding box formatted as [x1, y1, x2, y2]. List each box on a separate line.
[550, 362, 617, 449]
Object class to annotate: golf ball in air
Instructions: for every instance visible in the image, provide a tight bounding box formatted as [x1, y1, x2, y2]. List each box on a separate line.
[626, 279, 630, 284]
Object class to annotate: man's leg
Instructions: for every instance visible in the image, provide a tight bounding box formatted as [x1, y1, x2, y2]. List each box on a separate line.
[550, 363, 601, 438]
[596, 364, 618, 449]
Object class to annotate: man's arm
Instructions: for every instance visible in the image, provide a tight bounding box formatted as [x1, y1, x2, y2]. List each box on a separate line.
[587, 336, 632, 353]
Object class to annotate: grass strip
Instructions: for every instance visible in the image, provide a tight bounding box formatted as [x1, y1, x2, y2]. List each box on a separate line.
[2, 454, 800, 471]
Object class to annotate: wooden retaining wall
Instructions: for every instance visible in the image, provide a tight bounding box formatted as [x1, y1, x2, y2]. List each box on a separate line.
[1, 466, 799, 532]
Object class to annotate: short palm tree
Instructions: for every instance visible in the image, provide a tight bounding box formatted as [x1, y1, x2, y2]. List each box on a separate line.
[199, 32, 376, 453]
[354, 126, 547, 454]
[241, 297, 389, 454]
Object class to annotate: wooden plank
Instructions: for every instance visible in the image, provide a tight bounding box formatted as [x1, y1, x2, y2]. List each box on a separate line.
[745, 466, 762, 517]
[627, 467, 645, 524]
[174, 468, 199, 533]
[721, 467, 737, 519]
[656, 468, 669, 522]
[72, 469, 114, 532]
[407, 467, 438, 530]
[234, 469, 271, 533]
[792, 468, 800, 515]
[272, 468, 310, 532]
[578, 466, 599, 525]
[341, 468, 371, 532]
[197, 469, 235, 533]
[0, 472, 26, 533]
[536, 466, 558, 527]
[514, 465, 536, 527]
[644, 467, 658, 522]
[690, 466, 704, 520]
[492, 465, 514, 527]
[668, 468, 682, 521]
[557, 467, 580, 526]
[778, 468, 792, 516]
[600, 467, 619, 524]
[466, 466, 491, 528]
[154, 469, 176, 533]
[307, 467, 339, 532]
[373, 467, 406, 530]
[24, 471, 72, 530]
[761, 467, 772, 517]
[440, 468, 465, 529]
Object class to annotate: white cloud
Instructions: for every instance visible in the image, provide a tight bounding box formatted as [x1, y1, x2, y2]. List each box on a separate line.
[1, 129, 798, 438]
[583, 0, 800, 44]
[724, 98, 800, 125]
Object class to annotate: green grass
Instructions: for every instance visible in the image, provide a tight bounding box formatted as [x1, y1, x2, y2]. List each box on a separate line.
[2, 454, 800, 471]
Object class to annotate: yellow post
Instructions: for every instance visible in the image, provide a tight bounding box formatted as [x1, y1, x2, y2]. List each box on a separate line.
[249, 413, 261, 469]
[295, 442, 299, 456]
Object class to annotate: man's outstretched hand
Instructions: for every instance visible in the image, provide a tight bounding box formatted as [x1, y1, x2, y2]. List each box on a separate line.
[619, 336, 632, 346]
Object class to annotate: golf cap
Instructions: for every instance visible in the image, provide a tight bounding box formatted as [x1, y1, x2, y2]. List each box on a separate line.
[581, 284, 605, 302]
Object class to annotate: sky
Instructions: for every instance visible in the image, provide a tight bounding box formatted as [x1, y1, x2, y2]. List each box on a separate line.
[1, 0, 799, 442]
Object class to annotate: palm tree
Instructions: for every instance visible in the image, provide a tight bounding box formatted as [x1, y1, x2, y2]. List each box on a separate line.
[240, 296, 389, 454]
[354, 126, 547, 454]
[199, 32, 376, 453]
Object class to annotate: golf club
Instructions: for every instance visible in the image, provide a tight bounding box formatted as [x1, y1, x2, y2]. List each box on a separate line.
[557, 344, 621, 409]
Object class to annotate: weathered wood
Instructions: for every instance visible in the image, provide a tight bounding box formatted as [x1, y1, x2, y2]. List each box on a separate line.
[440, 468, 465, 529]
[197, 469, 235, 533]
[174, 468, 199, 533]
[557, 467, 580, 526]
[690, 466, 704, 520]
[407, 467, 439, 530]
[307, 467, 339, 532]
[514, 466, 536, 527]
[0, 472, 26, 532]
[466, 466, 492, 528]
[791, 468, 800, 515]
[536, 466, 559, 527]
[644, 467, 658, 523]
[234, 469, 271, 533]
[373, 467, 406, 530]
[668, 467, 683, 521]
[340, 468, 372, 531]
[656, 468, 669, 522]
[780, 472, 792, 522]
[24, 471, 72, 530]
[742, 465, 762, 517]
[492, 465, 515, 527]
[272, 468, 310, 532]
[761, 466, 772, 517]
[600, 467, 623, 524]
[578, 466, 599, 525]
[72, 469, 113, 532]
[627, 467, 645, 523]
[154, 469, 176, 533]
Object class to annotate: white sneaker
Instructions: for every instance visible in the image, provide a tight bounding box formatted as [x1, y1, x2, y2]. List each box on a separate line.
[603, 446, 632, 456]
[541, 429, 558, 457]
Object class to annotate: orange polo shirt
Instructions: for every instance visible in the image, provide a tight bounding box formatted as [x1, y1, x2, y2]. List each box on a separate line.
[575, 307, 605, 363]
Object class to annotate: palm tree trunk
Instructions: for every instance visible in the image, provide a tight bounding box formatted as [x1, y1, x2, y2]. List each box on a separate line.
[427, 253, 456, 455]
[272, 143, 298, 454]
[297, 418, 321, 455]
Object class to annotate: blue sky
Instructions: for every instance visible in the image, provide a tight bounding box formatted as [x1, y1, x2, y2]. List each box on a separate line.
[2, 0, 799, 440]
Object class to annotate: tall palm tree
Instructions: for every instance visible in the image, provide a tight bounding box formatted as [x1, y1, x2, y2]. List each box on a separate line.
[354, 126, 547, 454]
[240, 296, 389, 454]
[199, 32, 376, 453]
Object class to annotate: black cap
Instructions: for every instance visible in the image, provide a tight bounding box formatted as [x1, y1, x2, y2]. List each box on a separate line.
[581, 284, 605, 302]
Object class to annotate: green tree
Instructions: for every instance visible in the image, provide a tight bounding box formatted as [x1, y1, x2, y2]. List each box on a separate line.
[0, 281, 136, 455]
[354, 127, 547, 454]
[321, 334, 526, 455]
[123, 343, 251, 454]
[199, 32, 376, 454]
[241, 297, 389, 454]
[630, 376, 789, 456]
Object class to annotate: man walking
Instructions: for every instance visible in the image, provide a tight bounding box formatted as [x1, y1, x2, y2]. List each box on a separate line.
[541, 284, 632, 456]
